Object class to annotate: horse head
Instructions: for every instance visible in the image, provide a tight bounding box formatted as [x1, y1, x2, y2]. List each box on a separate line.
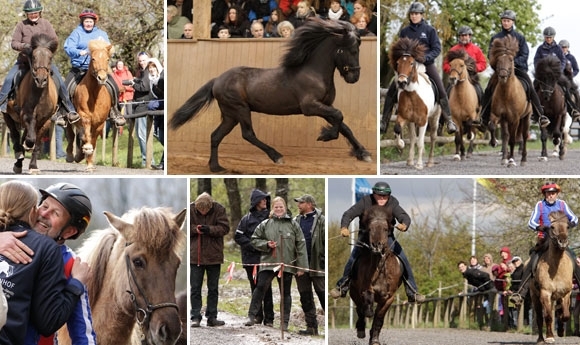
[446, 49, 475, 86]
[29, 33, 57, 89]
[88, 39, 114, 85]
[105, 207, 186, 345]
[534, 56, 562, 102]
[362, 206, 393, 256]
[334, 21, 361, 84]
[489, 36, 519, 83]
[548, 211, 569, 250]
[389, 38, 426, 89]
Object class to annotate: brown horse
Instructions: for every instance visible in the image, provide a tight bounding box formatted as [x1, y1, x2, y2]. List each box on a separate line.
[530, 211, 573, 344]
[350, 205, 402, 345]
[389, 37, 441, 170]
[60, 207, 186, 345]
[66, 39, 113, 171]
[445, 49, 479, 161]
[488, 36, 532, 167]
[4, 33, 58, 174]
[534, 56, 568, 161]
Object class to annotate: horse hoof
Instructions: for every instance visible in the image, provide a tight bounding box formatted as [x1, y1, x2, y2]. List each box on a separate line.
[84, 166, 96, 172]
[13, 166, 22, 174]
[415, 164, 424, 170]
[453, 154, 461, 161]
[29, 169, 40, 175]
[356, 330, 365, 339]
[545, 337, 555, 344]
[507, 159, 517, 167]
[275, 157, 285, 164]
[551, 151, 558, 157]
[538, 156, 548, 162]
[396, 138, 405, 149]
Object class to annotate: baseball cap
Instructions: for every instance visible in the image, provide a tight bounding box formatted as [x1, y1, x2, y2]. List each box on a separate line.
[294, 194, 316, 206]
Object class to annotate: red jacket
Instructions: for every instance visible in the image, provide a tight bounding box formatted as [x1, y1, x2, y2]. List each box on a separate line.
[443, 42, 487, 74]
[111, 66, 135, 102]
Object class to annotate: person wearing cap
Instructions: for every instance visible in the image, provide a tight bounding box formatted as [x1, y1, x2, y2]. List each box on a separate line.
[560, 39, 579, 77]
[533, 27, 580, 121]
[0, 181, 91, 345]
[63, 8, 126, 127]
[479, 9, 550, 129]
[0, 0, 80, 126]
[381, 1, 457, 135]
[293, 194, 325, 336]
[330, 181, 425, 303]
[234, 189, 274, 327]
[511, 182, 580, 305]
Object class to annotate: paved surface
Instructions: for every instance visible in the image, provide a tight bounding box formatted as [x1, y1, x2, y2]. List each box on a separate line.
[0, 157, 163, 175]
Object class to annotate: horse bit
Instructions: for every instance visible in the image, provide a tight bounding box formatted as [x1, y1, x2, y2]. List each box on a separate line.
[125, 253, 178, 344]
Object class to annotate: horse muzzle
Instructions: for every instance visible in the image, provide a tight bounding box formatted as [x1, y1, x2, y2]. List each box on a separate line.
[341, 66, 360, 84]
[147, 309, 182, 345]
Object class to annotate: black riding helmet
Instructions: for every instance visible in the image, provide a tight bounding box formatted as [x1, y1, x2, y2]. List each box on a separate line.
[39, 183, 92, 239]
[500, 10, 516, 22]
[408, 2, 425, 14]
[23, 0, 43, 12]
[543, 27, 556, 38]
[372, 182, 392, 196]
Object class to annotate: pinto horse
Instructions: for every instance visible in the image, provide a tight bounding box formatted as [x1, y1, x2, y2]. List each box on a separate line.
[488, 36, 532, 167]
[4, 33, 58, 174]
[534, 56, 568, 161]
[66, 39, 114, 171]
[530, 211, 573, 344]
[350, 205, 402, 345]
[60, 207, 187, 345]
[169, 17, 371, 172]
[445, 49, 480, 161]
[388, 37, 441, 170]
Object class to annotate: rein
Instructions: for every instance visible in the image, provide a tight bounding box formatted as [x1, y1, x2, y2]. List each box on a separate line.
[449, 65, 467, 82]
[125, 253, 178, 344]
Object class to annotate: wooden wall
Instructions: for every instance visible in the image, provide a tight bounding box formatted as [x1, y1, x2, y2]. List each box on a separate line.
[167, 37, 377, 155]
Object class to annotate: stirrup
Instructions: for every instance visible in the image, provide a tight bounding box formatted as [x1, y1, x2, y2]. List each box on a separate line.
[509, 293, 523, 306]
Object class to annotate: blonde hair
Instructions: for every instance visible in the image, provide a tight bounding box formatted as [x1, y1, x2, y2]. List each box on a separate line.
[0, 180, 38, 230]
[194, 192, 213, 213]
[269, 196, 287, 217]
[277, 21, 295, 37]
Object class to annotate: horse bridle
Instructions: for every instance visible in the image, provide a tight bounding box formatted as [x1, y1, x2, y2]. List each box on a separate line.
[546, 214, 570, 248]
[125, 253, 178, 344]
[396, 54, 416, 83]
[449, 65, 467, 82]
[336, 48, 361, 73]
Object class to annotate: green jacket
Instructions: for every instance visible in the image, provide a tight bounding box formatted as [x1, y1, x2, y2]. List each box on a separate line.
[251, 213, 308, 275]
[293, 208, 325, 277]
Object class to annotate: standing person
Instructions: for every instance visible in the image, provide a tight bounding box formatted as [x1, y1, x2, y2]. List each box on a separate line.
[0, 0, 79, 126]
[380, 2, 457, 135]
[560, 39, 580, 77]
[190, 192, 229, 327]
[293, 194, 325, 336]
[167, 5, 191, 39]
[111, 60, 135, 122]
[499, 246, 512, 264]
[457, 261, 494, 293]
[479, 9, 550, 129]
[244, 197, 308, 331]
[508, 256, 523, 329]
[468, 255, 482, 270]
[330, 181, 425, 303]
[0, 180, 90, 345]
[234, 189, 274, 327]
[63, 8, 126, 127]
[511, 182, 580, 305]
[132, 51, 155, 167]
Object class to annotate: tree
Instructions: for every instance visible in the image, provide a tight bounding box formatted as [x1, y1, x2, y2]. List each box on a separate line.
[224, 178, 241, 234]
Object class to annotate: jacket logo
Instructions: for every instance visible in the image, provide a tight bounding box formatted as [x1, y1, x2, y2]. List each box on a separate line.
[0, 260, 14, 278]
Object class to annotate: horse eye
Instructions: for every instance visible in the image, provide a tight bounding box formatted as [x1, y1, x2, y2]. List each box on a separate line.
[133, 258, 145, 269]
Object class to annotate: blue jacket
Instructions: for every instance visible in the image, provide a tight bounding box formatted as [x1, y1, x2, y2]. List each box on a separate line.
[64, 25, 110, 70]
[528, 199, 578, 230]
[534, 41, 566, 71]
[247, 0, 278, 23]
[0, 223, 84, 345]
[565, 53, 580, 77]
[489, 27, 529, 71]
[399, 19, 441, 66]
[235, 189, 271, 265]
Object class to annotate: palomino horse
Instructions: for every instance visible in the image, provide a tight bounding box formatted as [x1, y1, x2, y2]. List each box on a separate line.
[60, 207, 186, 345]
[488, 36, 532, 167]
[350, 205, 402, 345]
[4, 33, 58, 174]
[169, 18, 371, 172]
[530, 211, 573, 344]
[534, 56, 568, 161]
[388, 37, 441, 170]
[445, 49, 479, 161]
[66, 39, 114, 171]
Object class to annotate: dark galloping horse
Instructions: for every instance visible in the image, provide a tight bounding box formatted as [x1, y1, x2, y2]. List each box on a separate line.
[534, 56, 568, 161]
[4, 33, 58, 174]
[169, 17, 371, 172]
[350, 205, 403, 345]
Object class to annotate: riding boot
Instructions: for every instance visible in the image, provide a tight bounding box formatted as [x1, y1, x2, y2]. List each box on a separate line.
[510, 235, 546, 305]
[474, 82, 484, 107]
[53, 74, 80, 124]
[380, 82, 397, 134]
[106, 76, 126, 127]
[109, 104, 126, 127]
[566, 248, 580, 284]
[438, 96, 457, 134]
[527, 79, 550, 128]
[330, 245, 360, 299]
[564, 87, 580, 121]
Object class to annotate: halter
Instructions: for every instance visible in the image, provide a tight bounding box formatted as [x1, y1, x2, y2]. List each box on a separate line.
[535, 79, 555, 98]
[125, 253, 178, 344]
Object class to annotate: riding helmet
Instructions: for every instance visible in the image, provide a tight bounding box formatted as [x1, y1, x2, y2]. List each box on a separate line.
[458, 26, 473, 36]
[39, 183, 92, 239]
[23, 0, 43, 13]
[79, 8, 99, 22]
[559, 40, 570, 48]
[372, 182, 392, 196]
[500, 10, 516, 21]
[541, 182, 561, 194]
[408, 2, 425, 14]
[543, 27, 556, 37]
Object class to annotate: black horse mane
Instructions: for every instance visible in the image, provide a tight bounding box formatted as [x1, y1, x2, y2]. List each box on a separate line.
[535, 55, 563, 86]
[489, 36, 519, 70]
[30, 33, 58, 54]
[445, 49, 479, 83]
[361, 205, 393, 232]
[389, 37, 427, 70]
[281, 17, 358, 68]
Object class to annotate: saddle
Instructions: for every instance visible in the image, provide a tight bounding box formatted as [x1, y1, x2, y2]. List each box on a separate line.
[66, 69, 118, 107]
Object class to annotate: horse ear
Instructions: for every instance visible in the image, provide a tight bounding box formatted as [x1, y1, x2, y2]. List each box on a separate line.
[107, 44, 115, 56]
[174, 208, 187, 229]
[104, 210, 132, 234]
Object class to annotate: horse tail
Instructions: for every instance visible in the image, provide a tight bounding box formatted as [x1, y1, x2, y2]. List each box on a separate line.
[169, 78, 215, 130]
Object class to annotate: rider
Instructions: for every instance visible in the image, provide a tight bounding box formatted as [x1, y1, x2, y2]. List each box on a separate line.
[479, 9, 550, 129]
[442, 25, 486, 102]
[560, 39, 580, 77]
[329, 181, 425, 303]
[0, 0, 80, 126]
[380, 2, 457, 135]
[64, 8, 126, 127]
[533, 27, 580, 121]
[510, 182, 580, 306]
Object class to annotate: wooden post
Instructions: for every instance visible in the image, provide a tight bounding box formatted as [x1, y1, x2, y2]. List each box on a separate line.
[192, 1, 210, 39]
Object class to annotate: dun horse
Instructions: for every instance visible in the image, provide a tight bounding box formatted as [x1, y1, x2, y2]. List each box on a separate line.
[488, 36, 532, 167]
[534, 56, 568, 161]
[350, 205, 402, 345]
[530, 211, 573, 344]
[445, 49, 479, 161]
[388, 37, 441, 170]
[60, 207, 186, 345]
[4, 33, 58, 174]
[169, 18, 371, 172]
[66, 39, 114, 171]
